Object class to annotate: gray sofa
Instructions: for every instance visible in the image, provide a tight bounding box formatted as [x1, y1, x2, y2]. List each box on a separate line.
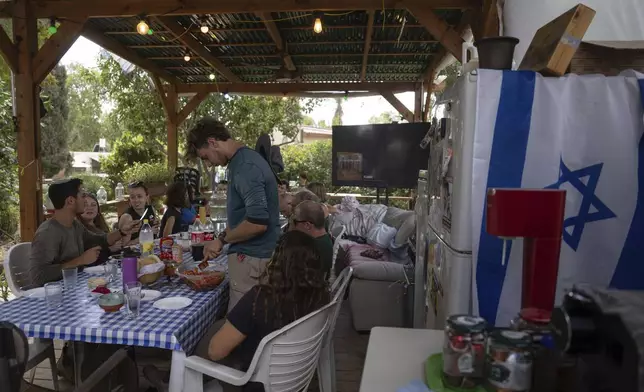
[336, 207, 416, 332]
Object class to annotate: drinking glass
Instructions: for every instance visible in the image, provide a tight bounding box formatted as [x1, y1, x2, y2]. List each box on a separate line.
[104, 260, 118, 283]
[62, 267, 78, 290]
[44, 282, 63, 308]
[125, 282, 142, 319]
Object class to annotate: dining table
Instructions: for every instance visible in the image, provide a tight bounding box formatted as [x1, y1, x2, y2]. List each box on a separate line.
[0, 251, 229, 392]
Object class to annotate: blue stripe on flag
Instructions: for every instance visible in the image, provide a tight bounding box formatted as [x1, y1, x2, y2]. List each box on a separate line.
[610, 79, 644, 289]
[476, 71, 536, 325]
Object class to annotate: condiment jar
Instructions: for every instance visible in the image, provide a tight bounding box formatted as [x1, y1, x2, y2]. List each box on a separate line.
[442, 315, 488, 388]
[487, 330, 533, 392]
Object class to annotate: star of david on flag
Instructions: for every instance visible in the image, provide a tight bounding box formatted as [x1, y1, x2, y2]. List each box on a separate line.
[545, 159, 617, 251]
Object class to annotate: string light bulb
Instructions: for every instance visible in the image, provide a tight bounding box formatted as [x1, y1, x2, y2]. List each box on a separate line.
[136, 18, 150, 35]
[209, 73, 216, 80]
[313, 16, 323, 34]
[183, 52, 191, 62]
[200, 17, 209, 33]
[47, 19, 58, 35]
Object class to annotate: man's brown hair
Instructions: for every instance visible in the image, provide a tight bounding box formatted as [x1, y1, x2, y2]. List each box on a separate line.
[186, 117, 231, 159]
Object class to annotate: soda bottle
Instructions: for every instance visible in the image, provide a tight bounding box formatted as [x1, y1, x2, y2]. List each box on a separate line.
[191, 214, 205, 244]
[139, 219, 154, 256]
[203, 214, 215, 242]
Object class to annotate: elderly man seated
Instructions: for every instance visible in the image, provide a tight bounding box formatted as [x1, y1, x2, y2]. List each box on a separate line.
[290, 200, 333, 278]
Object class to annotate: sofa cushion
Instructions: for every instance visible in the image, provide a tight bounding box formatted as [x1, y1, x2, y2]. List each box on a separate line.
[352, 259, 407, 282]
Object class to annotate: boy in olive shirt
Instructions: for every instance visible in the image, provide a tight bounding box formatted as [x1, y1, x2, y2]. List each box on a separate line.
[29, 179, 139, 288]
[290, 201, 334, 278]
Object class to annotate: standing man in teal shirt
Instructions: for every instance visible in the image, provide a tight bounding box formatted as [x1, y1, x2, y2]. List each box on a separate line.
[187, 117, 280, 310]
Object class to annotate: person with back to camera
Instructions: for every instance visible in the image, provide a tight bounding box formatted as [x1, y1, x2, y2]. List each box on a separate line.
[186, 117, 281, 311]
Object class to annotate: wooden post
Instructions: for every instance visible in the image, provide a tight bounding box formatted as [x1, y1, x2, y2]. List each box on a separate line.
[165, 85, 179, 171]
[13, 0, 42, 241]
[413, 83, 423, 122]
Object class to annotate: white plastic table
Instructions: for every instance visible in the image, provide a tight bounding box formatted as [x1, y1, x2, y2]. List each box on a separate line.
[359, 327, 444, 392]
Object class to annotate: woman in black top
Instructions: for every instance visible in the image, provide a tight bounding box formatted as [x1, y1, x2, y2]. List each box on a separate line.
[118, 181, 157, 244]
[143, 231, 329, 391]
[207, 230, 330, 373]
[160, 182, 189, 237]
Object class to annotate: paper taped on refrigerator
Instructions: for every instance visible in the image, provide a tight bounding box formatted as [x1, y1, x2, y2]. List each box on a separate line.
[471, 69, 644, 326]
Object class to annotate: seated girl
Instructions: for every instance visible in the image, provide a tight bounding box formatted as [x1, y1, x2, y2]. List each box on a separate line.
[207, 230, 330, 371]
[118, 181, 158, 245]
[160, 182, 191, 237]
[144, 231, 329, 391]
[79, 193, 122, 255]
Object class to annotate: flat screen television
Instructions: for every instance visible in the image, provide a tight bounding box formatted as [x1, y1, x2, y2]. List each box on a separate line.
[332, 123, 431, 189]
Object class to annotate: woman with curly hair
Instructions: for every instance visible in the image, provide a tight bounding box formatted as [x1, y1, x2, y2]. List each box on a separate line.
[144, 231, 330, 391]
[206, 230, 330, 369]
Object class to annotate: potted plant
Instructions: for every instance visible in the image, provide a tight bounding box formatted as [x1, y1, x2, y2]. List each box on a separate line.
[122, 162, 173, 197]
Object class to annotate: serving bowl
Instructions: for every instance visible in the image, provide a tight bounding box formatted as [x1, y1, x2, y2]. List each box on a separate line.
[98, 292, 125, 313]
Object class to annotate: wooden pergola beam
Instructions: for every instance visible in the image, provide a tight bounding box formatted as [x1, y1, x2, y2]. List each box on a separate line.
[2, 0, 479, 18]
[360, 10, 375, 82]
[422, 71, 435, 122]
[13, 0, 42, 241]
[256, 12, 296, 71]
[0, 25, 18, 72]
[413, 83, 423, 122]
[174, 81, 415, 94]
[33, 19, 87, 84]
[107, 24, 432, 34]
[420, 8, 474, 81]
[148, 52, 434, 60]
[155, 16, 241, 83]
[176, 92, 209, 125]
[82, 26, 178, 83]
[404, 2, 465, 62]
[151, 75, 179, 170]
[381, 91, 414, 123]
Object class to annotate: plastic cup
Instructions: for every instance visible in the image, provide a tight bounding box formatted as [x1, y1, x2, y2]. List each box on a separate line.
[125, 282, 142, 319]
[44, 282, 63, 308]
[62, 267, 78, 289]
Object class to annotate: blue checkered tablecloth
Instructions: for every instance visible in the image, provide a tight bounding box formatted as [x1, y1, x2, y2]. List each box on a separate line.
[0, 253, 229, 354]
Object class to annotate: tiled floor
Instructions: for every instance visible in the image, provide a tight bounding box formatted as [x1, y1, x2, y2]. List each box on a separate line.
[23, 302, 369, 392]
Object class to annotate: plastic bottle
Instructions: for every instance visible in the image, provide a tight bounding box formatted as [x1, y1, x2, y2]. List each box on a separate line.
[139, 219, 154, 256]
[115, 182, 124, 201]
[203, 214, 215, 242]
[210, 188, 227, 235]
[191, 214, 204, 244]
[97, 186, 108, 204]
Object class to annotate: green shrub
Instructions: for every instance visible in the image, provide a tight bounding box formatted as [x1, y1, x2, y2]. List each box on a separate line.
[75, 173, 115, 199]
[100, 131, 164, 186]
[0, 204, 18, 242]
[122, 162, 173, 185]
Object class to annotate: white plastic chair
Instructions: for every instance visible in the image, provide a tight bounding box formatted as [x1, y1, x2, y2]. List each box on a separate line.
[318, 267, 353, 392]
[329, 225, 346, 283]
[183, 300, 337, 392]
[4, 242, 59, 391]
[4, 242, 32, 297]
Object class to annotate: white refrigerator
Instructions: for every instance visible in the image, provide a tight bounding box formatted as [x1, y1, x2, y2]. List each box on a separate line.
[425, 67, 478, 330]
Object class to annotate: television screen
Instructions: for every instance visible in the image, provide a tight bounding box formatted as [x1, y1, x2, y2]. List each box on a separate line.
[332, 123, 431, 188]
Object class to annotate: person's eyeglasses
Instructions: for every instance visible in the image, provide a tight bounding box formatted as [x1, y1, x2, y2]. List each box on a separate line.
[128, 181, 144, 189]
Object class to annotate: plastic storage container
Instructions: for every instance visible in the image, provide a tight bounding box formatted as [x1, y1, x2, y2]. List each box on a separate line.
[442, 315, 487, 388]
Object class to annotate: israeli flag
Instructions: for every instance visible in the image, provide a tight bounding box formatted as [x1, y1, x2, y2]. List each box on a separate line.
[471, 70, 644, 326]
